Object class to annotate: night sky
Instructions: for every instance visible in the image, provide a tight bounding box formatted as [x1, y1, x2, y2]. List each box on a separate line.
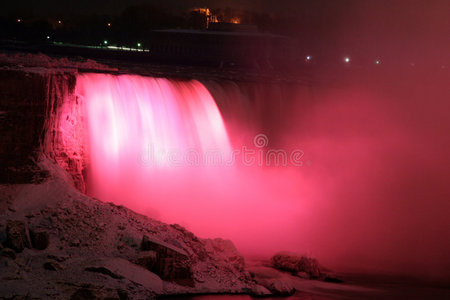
[2, 0, 448, 63]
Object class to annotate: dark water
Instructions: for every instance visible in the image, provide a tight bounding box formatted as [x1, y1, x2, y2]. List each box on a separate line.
[165, 295, 330, 300]
[162, 274, 450, 300]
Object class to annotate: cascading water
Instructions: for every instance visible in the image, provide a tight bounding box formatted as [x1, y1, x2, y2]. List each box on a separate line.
[73, 71, 450, 278]
[75, 73, 308, 258]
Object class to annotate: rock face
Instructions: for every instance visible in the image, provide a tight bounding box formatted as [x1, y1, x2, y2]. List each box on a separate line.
[139, 234, 194, 286]
[0, 70, 51, 185]
[271, 252, 321, 279]
[133, 251, 158, 271]
[0, 68, 86, 191]
[5, 220, 31, 252]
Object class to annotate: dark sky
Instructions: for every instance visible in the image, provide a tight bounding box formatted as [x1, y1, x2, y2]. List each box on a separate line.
[2, 0, 448, 62]
[1, 0, 264, 16]
[1, 0, 448, 18]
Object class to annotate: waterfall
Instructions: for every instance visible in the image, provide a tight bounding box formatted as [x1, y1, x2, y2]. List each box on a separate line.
[74, 71, 450, 277]
[75, 73, 304, 256]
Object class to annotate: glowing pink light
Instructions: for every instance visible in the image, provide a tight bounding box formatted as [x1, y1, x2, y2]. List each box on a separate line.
[77, 74, 231, 168]
[71, 70, 450, 277]
[75, 73, 303, 257]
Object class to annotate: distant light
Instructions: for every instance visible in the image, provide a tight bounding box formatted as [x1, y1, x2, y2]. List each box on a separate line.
[104, 40, 108, 45]
[375, 59, 381, 65]
[58, 20, 62, 24]
[137, 42, 142, 47]
[17, 18, 22, 23]
[46, 36, 50, 39]
[344, 57, 350, 63]
[107, 23, 111, 27]
[306, 55, 311, 61]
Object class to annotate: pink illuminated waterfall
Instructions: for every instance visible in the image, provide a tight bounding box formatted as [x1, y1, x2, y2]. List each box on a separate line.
[73, 70, 450, 278]
[77, 74, 231, 165]
[78, 74, 231, 206]
[76, 73, 235, 212]
[75, 73, 304, 257]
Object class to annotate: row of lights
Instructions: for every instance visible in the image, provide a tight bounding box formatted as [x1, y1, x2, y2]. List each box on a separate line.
[103, 40, 142, 47]
[17, 18, 63, 24]
[305, 55, 446, 68]
[306, 55, 382, 65]
[43, 35, 144, 50]
[17, 18, 112, 27]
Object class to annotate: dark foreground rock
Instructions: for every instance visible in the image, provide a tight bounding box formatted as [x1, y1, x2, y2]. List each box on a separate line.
[0, 159, 253, 299]
[30, 229, 50, 250]
[5, 220, 31, 253]
[139, 234, 194, 286]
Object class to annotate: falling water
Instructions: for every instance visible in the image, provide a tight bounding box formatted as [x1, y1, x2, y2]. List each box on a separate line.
[75, 73, 307, 258]
[75, 71, 450, 280]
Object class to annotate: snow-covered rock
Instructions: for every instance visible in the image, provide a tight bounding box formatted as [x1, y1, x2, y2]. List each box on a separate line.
[271, 252, 321, 278]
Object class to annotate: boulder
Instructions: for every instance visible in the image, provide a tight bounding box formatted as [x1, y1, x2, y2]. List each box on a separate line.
[30, 229, 49, 250]
[86, 258, 163, 294]
[139, 235, 194, 287]
[271, 252, 321, 278]
[248, 284, 272, 297]
[158, 256, 194, 287]
[266, 279, 296, 296]
[204, 238, 245, 271]
[133, 251, 158, 270]
[5, 220, 31, 252]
